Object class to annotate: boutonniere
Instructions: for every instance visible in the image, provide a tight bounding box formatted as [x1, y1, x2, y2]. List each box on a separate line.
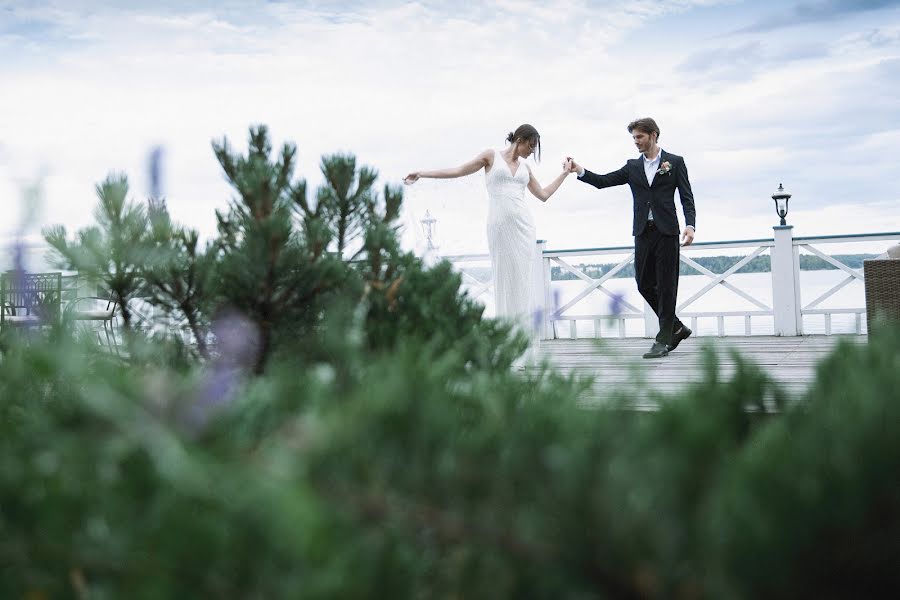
[656, 161, 672, 176]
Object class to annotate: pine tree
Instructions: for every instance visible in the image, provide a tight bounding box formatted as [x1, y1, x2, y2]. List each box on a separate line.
[316, 153, 377, 259]
[211, 126, 346, 373]
[142, 198, 213, 359]
[43, 173, 147, 332]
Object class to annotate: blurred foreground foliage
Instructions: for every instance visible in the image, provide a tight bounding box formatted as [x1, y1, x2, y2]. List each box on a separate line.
[0, 126, 897, 599]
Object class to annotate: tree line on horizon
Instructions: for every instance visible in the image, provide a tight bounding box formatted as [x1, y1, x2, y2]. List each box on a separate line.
[550, 253, 877, 281]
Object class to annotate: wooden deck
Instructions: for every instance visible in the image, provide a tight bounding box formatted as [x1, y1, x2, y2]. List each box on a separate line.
[532, 335, 867, 408]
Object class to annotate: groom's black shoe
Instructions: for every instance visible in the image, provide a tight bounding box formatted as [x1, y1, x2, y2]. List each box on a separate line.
[642, 342, 669, 359]
[667, 325, 693, 352]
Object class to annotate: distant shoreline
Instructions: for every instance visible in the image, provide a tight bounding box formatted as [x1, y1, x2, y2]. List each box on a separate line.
[549, 254, 878, 281]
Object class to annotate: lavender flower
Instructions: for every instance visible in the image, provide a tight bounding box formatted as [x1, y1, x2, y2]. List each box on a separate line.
[7, 238, 34, 323]
[211, 309, 261, 369]
[609, 291, 625, 317]
[531, 306, 543, 334]
[531, 288, 563, 333]
[10, 238, 28, 292]
[12, 238, 25, 275]
[148, 146, 165, 199]
[190, 309, 261, 431]
[191, 367, 241, 430]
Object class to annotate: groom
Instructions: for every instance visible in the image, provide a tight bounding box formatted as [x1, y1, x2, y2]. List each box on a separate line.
[568, 118, 696, 358]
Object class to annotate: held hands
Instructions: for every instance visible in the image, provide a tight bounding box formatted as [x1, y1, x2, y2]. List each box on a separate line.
[402, 172, 420, 185]
[562, 157, 581, 174]
[681, 227, 695, 247]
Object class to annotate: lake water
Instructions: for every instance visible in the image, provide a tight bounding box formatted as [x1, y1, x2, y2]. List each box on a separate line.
[465, 269, 868, 337]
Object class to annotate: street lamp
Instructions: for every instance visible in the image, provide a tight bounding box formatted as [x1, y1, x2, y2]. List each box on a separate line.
[772, 183, 791, 226]
[420, 210, 438, 251]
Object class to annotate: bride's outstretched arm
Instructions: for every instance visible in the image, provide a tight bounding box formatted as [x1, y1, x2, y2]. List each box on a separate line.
[526, 159, 572, 202]
[403, 150, 492, 184]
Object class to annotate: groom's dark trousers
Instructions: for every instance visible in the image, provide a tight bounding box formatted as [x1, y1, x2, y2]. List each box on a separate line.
[579, 150, 696, 346]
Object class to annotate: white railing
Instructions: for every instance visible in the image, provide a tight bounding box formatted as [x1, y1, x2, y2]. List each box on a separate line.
[794, 232, 900, 335]
[8, 230, 900, 342]
[544, 243, 643, 339]
[541, 237, 781, 339]
[440, 253, 494, 304]
[444, 229, 900, 339]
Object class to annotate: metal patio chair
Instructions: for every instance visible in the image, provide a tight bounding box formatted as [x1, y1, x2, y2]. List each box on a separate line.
[0, 271, 62, 330]
[65, 289, 121, 352]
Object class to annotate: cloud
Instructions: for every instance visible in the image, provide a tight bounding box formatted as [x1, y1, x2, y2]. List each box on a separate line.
[678, 41, 766, 78]
[677, 39, 834, 81]
[0, 0, 897, 256]
[738, 0, 900, 34]
[833, 24, 900, 56]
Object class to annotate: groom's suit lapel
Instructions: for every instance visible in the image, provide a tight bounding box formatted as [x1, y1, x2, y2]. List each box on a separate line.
[631, 158, 650, 189]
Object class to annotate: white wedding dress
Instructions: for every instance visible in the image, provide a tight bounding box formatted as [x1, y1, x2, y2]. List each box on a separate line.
[485, 150, 538, 334]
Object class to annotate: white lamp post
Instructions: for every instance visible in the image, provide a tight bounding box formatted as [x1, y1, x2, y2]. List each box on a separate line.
[770, 183, 801, 335]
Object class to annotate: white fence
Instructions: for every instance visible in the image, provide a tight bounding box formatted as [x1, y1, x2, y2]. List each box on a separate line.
[6, 230, 899, 341]
[445, 229, 900, 339]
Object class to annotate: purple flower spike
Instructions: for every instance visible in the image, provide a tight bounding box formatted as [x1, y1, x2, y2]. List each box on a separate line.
[12, 239, 25, 274]
[609, 291, 625, 317]
[148, 146, 164, 199]
[12, 238, 26, 278]
[193, 366, 240, 428]
[11, 238, 28, 304]
[188, 309, 261, 434]
[211, 309, 261, 369]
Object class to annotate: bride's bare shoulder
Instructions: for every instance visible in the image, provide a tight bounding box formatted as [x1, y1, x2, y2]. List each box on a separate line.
[478, 148, 495, 170]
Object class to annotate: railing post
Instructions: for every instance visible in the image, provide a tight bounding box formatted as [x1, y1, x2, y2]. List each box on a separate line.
[643, 301, 659, 339]
[771, 225, 801, 335]
[534, 240, 550, 340]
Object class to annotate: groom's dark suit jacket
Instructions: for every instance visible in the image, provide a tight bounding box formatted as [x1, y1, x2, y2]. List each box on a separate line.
[579, 150, 696, 237]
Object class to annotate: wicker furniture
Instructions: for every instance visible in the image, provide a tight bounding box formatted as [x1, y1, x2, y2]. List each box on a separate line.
[864, 259, 900, 331]
[0, 271, 63, 329]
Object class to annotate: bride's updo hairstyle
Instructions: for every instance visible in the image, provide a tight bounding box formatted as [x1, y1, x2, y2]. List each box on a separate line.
[506, 124, 541, 163]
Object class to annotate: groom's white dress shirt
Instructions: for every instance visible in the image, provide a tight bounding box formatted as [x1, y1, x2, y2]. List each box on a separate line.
[642, 151, 661, 221]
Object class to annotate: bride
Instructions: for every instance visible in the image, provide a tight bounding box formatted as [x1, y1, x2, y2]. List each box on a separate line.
[404, 124, 572, 333]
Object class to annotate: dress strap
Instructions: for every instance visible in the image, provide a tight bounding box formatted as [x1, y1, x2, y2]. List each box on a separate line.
[487, 149, 501, 175]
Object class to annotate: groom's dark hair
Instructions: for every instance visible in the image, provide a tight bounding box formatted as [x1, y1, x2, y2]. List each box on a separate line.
[627, 118, 660, 140]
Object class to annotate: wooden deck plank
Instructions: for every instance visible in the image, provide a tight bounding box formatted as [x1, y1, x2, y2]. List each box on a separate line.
[531, 335, 864, 407]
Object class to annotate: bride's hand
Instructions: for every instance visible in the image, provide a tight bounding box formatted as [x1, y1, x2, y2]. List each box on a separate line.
[403, 172, 420, 185]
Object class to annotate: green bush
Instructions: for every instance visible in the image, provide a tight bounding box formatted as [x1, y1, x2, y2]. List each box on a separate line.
[3, 323, 898, 598]
[1, 126, 897, 598]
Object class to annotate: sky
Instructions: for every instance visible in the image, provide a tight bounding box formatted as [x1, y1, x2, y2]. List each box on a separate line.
[1, 0, 899, 260]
